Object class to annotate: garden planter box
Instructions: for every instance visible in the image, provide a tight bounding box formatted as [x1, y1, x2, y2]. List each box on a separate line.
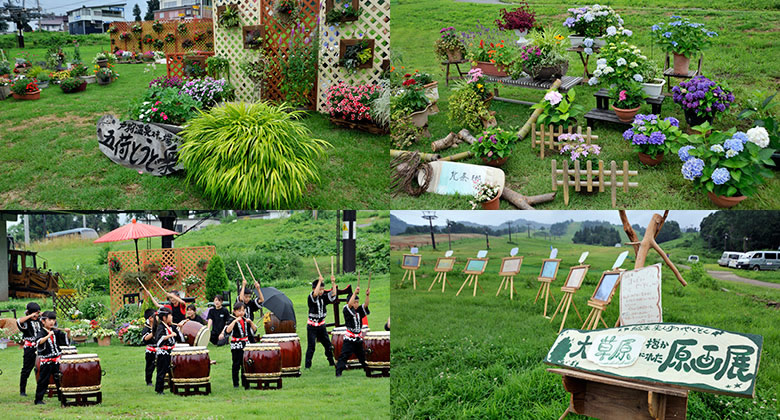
[149, 122, 184, 134]
[12, 90, 41, 100]
[97, 337, 112, 346]
[641, 78, 665, 98]
[80, 75, 97, 84]
[569, 35, 585, 47]
[242, 25, 265, 50]
[474, 61, 507, 78]
[330, 116, 389, 135]
[339, 39, 375, 70]
[63, 81, 88, 93]
[531, 61, 569, 82]
[325, 0, 360, 23]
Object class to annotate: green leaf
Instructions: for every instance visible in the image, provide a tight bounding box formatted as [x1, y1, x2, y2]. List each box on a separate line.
[731, 170, 741, 182]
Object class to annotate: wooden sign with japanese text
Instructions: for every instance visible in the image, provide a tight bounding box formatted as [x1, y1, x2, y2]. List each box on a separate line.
[422, 161, 505, 196]
[96, 115, 182, 176]
[620, 264, 662, 325]
[545, 323, 763, 398]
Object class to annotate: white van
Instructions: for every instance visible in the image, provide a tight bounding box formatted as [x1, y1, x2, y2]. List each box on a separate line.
[718, 252, 744, 267]
[734, 251, 780, 271]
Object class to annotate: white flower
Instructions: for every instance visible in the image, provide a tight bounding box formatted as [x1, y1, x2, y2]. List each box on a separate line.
[726, 149, 738, 158]
[616, 58, 627, 66]
[597, 58, 607, 66]
[640, 55, 647, 60]
[629, 62, 638, 68]
[593, 69, 603, 77]
[747, 126, 770, 148]
[623, 29, 633, 36]
[633, 74, 643, 82]
[588, 77, 599, 86]
[606, 26, 617, 36]
[603, 66, 614, 74]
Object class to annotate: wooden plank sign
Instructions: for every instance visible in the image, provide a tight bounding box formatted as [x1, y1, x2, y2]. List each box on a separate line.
[544, 323, 763, 398]
[96, 115, 182, 176]
[620, 264, 662, 326]
[421, 161, 505, 196]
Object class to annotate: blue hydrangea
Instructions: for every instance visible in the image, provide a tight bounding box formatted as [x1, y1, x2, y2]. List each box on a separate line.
[670, 20, 683, 27]
[724, 138, 744, 153]
[633, 133, 649, 145]
[623, 129, 634, 140]
[664, 117, 680, 127]
[649, 131, 666, 145]
[681, 158, 705, 180]
[710, 144, 725, 153]
[726, 149, 738, 158]
[678, 145, 695, 162]
[711, 167, 731, 185]
[732, 132, 749, 144]
[588, 77, 599, 86]
[706, 31, 718, 37]
[584, 47, 593, 55]
[651, 24, 661, 31]
[583, 38, 594, 48]
[633, 74, 644, 82]
[663, 32, 672, 38]
[671, 41, 678, 47]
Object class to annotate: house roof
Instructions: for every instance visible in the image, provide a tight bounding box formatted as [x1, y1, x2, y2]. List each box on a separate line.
[66, 3, 126, 14]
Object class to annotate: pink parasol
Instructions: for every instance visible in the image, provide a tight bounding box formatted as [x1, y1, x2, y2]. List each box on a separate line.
[93, 218, 177, 268]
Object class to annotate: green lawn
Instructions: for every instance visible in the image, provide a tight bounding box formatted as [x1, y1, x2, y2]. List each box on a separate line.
[390, 0, 780, 209]
[0, 277, 390, 419]
[390, 234, 780, 419]
[0, 42, 389, 209]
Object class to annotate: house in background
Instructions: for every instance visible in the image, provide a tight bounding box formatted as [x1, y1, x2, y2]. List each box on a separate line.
[39, 16, 68, 32]
[67, 3, 126, 34]
[154, 0, 212, 20]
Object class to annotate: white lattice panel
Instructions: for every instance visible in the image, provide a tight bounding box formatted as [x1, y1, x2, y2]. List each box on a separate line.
[317, 0, 390, 112]
[214, 0, 263, 102]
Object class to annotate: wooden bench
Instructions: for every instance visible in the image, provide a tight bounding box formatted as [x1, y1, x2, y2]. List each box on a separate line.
[484, 75, 582, 106]
[585, 88, 666, 127]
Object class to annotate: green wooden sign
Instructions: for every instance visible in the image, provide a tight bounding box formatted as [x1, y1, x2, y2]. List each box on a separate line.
[544, 323, 763, 398]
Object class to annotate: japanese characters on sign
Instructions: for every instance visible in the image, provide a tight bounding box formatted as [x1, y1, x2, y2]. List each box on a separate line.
[96, 115, 182, 176]
[545, 323, 763, 398]
[423, 161, 505, 196]
[620, 264, 662, 325]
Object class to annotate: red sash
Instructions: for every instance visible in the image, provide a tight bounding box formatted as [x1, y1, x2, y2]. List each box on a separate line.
[23, 340, 36, 348]
[40, 355, 61, 363]
[146, 346, 157, 352]
[307, 319, 325, 327]
[231, 337, 248, 342]
[158, 345, 174, 351]
[345, 329, 362, 339]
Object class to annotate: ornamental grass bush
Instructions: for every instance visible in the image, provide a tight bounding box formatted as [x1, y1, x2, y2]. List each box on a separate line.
[178, 102, 331, 208]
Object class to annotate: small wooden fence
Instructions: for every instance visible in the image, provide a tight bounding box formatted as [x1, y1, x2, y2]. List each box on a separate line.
[551, 160, 638, 208]
[531, 124, 598, 159]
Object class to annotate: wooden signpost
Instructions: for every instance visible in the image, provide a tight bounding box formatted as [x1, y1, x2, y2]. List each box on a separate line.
[550, 264, 589, 333]
[456, 258, 489, 297]
[534, 258, 561, 317]
[495, 255, 523, 300]
[96, 115, 183, 176]
[545, 323, 763, 419]
[429, 253, 456, 293]
[399, 253, 422, 290]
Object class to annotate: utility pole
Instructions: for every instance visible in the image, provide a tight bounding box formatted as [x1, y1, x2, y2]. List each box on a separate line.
[422, 211, 438, 250]
[484, 230, 490, 250]
[723, 232, 729, 251]
[506, 221, 513, 244]
[23, 214, 30, 246]
[446, 219, 453, 250]
[342, 210, 356, 273]
[527, 223, 531, 239]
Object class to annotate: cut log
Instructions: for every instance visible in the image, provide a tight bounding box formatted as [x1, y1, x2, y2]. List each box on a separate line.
[389, 150, 441, 161]
[438, 151, 475, 162]
[501, 187, 556, 210]
[431, 132, 457, 152]
[457, 129, 478, 145]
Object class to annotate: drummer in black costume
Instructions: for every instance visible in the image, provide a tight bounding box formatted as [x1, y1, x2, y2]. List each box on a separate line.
[238, 277, 264, 342]
[141, 308, 158, 386]
[17, 302, 42, 397]
[33, 311, 62, 405]
[225, 302, 258, 388]
[305, 274, 337, 369]
[154, 307, 185, 395]
[335, 286, 370, 377]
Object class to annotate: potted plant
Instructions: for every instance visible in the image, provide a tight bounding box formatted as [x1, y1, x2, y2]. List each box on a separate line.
[738, 91, 780, 167]
[164, 33, 176, 44]
[530, 89, 584, 130]
[622, 114, 684, 166]
[639, 61, 664, 98]
[119, 31, 131, 41]
[158, 265, 178, 285]
[10, 77, 40, 100]
[466, 37, 510, 77]
[131, 23, 143, 35]
[182, 274, 202, 293]
[8, 331, 24, 348]
[182, 39, 195, 50]
[36, 73, 51, 89]
[184, 52, 208, 78]
[218, 5, 241, 28]
[680, 123, 775, 207]
[92, 326, 116, 346]
[152, 20, 164, 33]
[472, 126, 516, 167]
[197, 258, 209, 272]
[107, 25, 118, 35]
[434, 26, 466, 62]
[610, 81, 645, 123]
[193, 30, 208, 43]
[70, 63, 94, 84]
[448, 78, 495, 133]
[470, 181, 502, 210]
[672, 75, 735, 130]
[410, 70, 438, 107]
[651, 15, 717, 75]
[495, 3, 536, 45]
[0, 76, 12, 99]
[391, 73, 431, 128]
[177, 22, 188, 34]
[590, 41, 651, 89]
[339, 39, 373, 72]
[60, 77, 87, 93]
[524, 27, 569, 81]
[93, 51, 111, 68]
[559, 133, 602, 190]
[325, 0, 360, 24]
[325, 82, 386, 133]
[563, 4, 621, 47]
[276, 0, 299, 22]
[96, 67, 116, 85]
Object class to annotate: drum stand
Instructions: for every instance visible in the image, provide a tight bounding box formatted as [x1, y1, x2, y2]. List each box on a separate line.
[581, 300, 610, 330]
[400, 268, 417, 290]
[244, 375, 283, 390]
[428, 271, 452, 292]
[456, 274, 484, 297]
[496, 276, 518, 299]
[171, 380, 211, 396]
[60, 391, 102, 406]
[365, 365, 390, 378]
[534, 279, 557, 318]
[550, 290, 583, 334]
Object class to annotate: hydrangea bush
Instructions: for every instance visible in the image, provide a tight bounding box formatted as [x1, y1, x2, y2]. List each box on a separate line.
[563, 4, 622, 38]
[559, 133, 601, 167]
[471, 126, 517, 160]
[623, 114, 684, 158]
[672, 75, 734, 121]
[590, 41, 650, 87]
[679, 123, 775, 197]
[651, 15, 718, 57]
[530, 89, 584, 129]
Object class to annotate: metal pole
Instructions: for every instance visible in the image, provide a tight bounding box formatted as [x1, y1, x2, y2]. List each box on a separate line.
[336, 210, 341, 275]
[23, 214, 30, 246]
[342, 210, 356, 273]
[485, 231, 490, 250]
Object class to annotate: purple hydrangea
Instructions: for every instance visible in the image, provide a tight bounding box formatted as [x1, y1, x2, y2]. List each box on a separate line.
[664, 117, 679, 127]
[682, 158, 705, 180]
[678, 145, 695, 162]
[672, 76, 734, 117]
[732, 132, 749, 144]
[723, 138, 744, 153]
[711, 167, 731, 185]
[622, 129, 634, 140]
[632, 133, 649, 145]
[648, 131, 666, 145]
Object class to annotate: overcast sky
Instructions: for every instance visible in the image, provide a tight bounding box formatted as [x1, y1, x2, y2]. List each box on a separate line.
[392, 210, 717, 230]
[35, 0, 146, 19]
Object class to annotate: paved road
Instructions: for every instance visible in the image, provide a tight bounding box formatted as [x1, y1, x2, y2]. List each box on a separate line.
[679, 264, 780, 289]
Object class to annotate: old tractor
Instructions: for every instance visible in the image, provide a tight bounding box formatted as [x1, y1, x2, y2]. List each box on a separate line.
[8, 249, 61, 298]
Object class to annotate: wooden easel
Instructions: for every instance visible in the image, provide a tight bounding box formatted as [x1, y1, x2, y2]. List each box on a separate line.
[582, 270, 622, 330]
[456, 258, 488, 297]
[534, 259, 561, 318]
[399, 253, 421, 290]
[400, 269, 417, 290]
[550, 265, 589, 333]
[496, 256, 523, 300]
[428, 257, 456, 292]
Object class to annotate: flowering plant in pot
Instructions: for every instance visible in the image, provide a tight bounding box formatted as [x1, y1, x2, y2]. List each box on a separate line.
[448, 79, 494, 133]
[10, 77, 40, 100]
[651, 16, 717, 75]
[119, 31, 131, 41]
[524, 26, 569, 81]
[158, 265, 178, 284]
[434, 26, 466, 62]
[407, 70, 438, 106]
[472, 126, 516, 167]
[470, 181, 502, 210]
[531, 89, 584, 130]
[391, 73, 431, 128]
[622, 114, 684, 166]
[60, 77, 86, 93]
[152, 20, 164, 33]
[131, 23, 143, 34]
[153, 39, 164, 50]
[91, 326, 116, 346]
[95, 67, 117, 85]
[325, 0, 360, 24]
[164, 33, 176, 43]
[738, 91, 780, 167]
[495, 2, 536, 43]
[464, 67, 492, 101]
[177, 22, 188, 33]
[325, 82, 382, 122]
[506, 44, 541, 79]
[92, 51, 115, 67]
[610, 81, 645, 123]
[276, 0, 300, 22]
[107, 25, 118, 35]
[589, 41, 649, 88]
[563, 4, 622, 47]
[181, 77, 235, 109]
[143, 34, 154, 45]
[462, 23, 510, 77]
[672, 75, 734, 130]
[679, 123, 775, 207]
[109, 256, 121, 273]
[182, 274, 203, 293]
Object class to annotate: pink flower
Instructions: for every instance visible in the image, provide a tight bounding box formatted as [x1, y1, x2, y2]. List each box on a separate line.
[619, 90, 627, 101]
[544, 91, 563, 106]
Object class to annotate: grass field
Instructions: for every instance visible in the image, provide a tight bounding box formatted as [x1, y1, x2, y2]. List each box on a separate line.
[390, 0, 780, 209]
[390, 234, 780, 419]
[0, 41, 389, 209]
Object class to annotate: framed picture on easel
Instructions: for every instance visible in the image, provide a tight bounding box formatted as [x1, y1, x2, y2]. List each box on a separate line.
[591, 270, 622, 305]
[434, 257, 456, 272]
[463, 258, 488, 275]
[562, 265, 589, 292]
[539, 259, 561, 281]
[498, 256, 523, 277]
[401, 254, 421, 270]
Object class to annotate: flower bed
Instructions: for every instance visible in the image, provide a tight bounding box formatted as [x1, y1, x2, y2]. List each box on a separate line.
[326, 82, 388, 133]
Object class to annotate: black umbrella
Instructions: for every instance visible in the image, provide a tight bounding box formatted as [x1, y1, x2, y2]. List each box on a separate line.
[257, 287, 296, 322]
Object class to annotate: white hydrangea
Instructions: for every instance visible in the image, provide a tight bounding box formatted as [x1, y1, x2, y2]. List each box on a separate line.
[606, 26, 617, 36]
[633, 74, 643, 82]
[597, 58, 607, 66]
[629, 62, 638, 68]
[616, 58, 627, 66]
[603, 66, 614, 74]
[747, 126, 770, 148]
[593, 69, 603, 77]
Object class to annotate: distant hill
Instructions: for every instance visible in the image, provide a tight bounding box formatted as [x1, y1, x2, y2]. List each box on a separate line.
[390, 214, 410, 235]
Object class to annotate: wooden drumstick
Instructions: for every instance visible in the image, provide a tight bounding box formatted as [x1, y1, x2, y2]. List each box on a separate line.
[368, 272, 371, 291]
[236, 261, 248, 283]
[331, 256, 334, 275]
[137, 278, 159, 307]
[152, 278, 168, 295]
[246, 264, 258, 284]
[313, 257, 323, 279]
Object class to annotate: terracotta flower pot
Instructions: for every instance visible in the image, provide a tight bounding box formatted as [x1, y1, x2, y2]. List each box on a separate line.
[673, 53, 690, 75]
[638, 152, 664, 166]
[73, 335, 88, 344]
[707, 192, 747, 208]
[612, 105, 640, 123]
[481, 194, 500, 210]
[446, 50, 463, 62]
[481, 155, 509, 167]
[12, 90, 41, 100]
[475, 61, 508, 78]
[97, 336, 112, 346]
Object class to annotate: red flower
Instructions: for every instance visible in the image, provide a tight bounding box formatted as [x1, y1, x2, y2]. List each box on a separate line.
[404, 73, 411, 78]
[402, 79, 417, 86]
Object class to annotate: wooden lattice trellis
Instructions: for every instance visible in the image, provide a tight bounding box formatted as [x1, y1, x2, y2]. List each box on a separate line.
[551, 159, 638, 208]
[213, 0, 263, 102]
[531, 124, 598, 159]
[316, 0, 390, 112]
[166, 51, 215, 79]
[109, 19, 214, 54]
[107, 246, 215, 313]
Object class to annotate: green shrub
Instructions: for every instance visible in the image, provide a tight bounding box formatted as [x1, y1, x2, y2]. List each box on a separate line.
[222, 250, 303, 288]
[357, 233, 390, 274]
[78, 296, 107, 320]
[60, 77, 84, 93]
[685, 262, 720, 290]
[125, 86, 201, 125]
[448, 82, 491, 133]
[96, 245, 111, 265]
[205, 254, 229, 300]
[178, 102, 331, 208]
[113, 304, 140, 323]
